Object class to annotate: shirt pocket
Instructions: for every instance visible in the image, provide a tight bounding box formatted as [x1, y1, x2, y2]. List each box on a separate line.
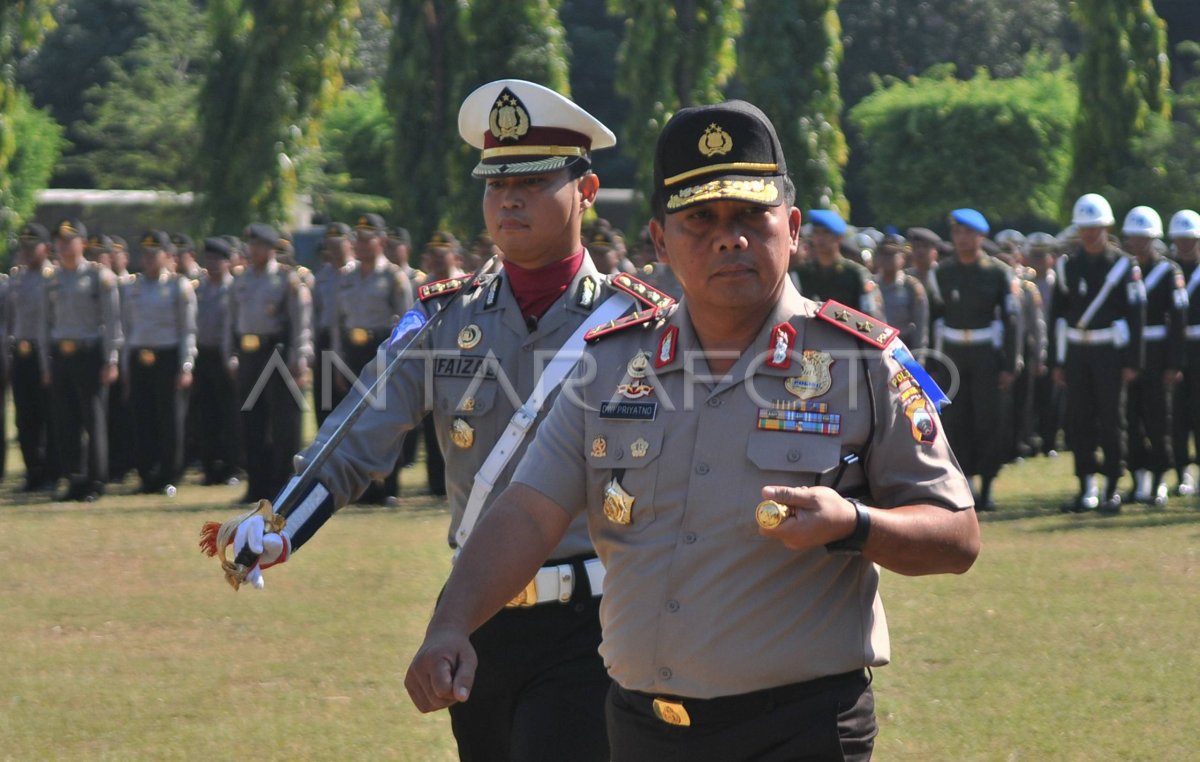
[742, 432, 844, 539]
[584, 421, 664, 535]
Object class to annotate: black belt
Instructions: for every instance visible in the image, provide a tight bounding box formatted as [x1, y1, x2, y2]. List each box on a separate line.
[616, 670, 867, 728]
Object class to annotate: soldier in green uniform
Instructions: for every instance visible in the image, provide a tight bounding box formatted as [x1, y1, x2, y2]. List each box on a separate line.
[121, 231, 197, 494]
[10, 223, 58, 491]
[1169, 209, 1200, 495]
[933, 209, 1020, 510]
[40, 219, 123, 501]
[794, 209, 883, 319]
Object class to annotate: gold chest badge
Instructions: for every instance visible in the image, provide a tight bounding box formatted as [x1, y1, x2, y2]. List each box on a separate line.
[591, 435, 607, 458]
[457, 324, 482, 350]
[603, 478, 635, 525]
[450, 418, 475, 449]
[630, 437, 650, 459]
[784, 350, 834, 400]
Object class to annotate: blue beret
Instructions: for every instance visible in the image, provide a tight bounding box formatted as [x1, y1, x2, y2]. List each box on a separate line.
[951, 208, 989, 234]
[808, 209, 846, 236]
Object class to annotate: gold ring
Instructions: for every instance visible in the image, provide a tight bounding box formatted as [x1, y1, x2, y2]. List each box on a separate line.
[755, 499, 791, 529]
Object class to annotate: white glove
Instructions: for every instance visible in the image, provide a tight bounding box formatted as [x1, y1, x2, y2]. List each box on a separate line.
[233, 514, 290, 590]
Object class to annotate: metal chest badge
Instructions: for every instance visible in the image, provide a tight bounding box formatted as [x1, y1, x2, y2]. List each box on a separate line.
[451, 418, 475, 449]
[784, 350, 834, 400]
[457, 324, 482, 350]
[603, 478, 635, 525]
[591, 435, 608, 458]
[618, 350, 654, 399]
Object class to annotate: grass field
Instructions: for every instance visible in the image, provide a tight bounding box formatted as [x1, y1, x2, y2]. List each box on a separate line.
[1, 449, 1199, 761]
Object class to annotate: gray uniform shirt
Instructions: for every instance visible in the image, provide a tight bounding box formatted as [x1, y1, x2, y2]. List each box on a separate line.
[230, 260, 312, 369]
[305, 256, 662, 558]
[331, 256, 413, 355]
[196, 273, 233, 354]
[513, 282, 973, 698]
[10, 265, 52, 343]
[121, 271, 198, 373]
[876, 272, 929, 352]
[313, 261, 354, 334]
[39, 260, 123, 368]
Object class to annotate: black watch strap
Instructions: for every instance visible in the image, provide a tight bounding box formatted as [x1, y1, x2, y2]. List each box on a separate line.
[825, 498, 871, 555]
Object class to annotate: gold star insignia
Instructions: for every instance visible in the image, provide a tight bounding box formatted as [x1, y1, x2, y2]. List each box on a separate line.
[835, 310, 851, 322]
[857, 321, 873, 333]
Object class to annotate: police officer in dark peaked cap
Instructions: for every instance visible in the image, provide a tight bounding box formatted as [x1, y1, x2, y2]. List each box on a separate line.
[10, 223, 59, 491]
[312, 221, 357, 428]
[193, 237, 243, 485]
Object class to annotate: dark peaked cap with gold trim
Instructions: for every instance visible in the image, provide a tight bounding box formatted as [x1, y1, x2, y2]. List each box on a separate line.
[458, 79, 616, 178]
[654, 100, 788, 214]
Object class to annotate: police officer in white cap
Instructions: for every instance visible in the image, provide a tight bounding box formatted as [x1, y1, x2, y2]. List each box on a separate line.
[218, 79, 672, 760]
[1169, 209, 1200, 495]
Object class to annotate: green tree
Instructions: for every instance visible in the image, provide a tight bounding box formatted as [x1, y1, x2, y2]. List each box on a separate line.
[609, 0, 742, 221]
[742, 0, 847, 214]
[385, 0, 466, 245]
[198, 0, 357, 233]
[313, 83, 393, 222]
[849, 64, 1077, 231]
[1067, 0, 1170, 201]
[67, 0, 208, 190]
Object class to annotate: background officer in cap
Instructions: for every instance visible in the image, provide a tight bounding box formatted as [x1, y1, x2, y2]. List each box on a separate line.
[1121, 206, 1184, 507]
[1169, 210, 1200, 495]
[192, 237, 243, 485]
[312, 221, 357, 428]
[121, 231, 197, 494]
[40, 218, 123, 501]
[406, 99, 979, 761]
[330, 213, 411, 503]
[222, 78, 666, 762]
[10, 223, 59, 491]
[229, 222, 312, 503]
[1050, 193, 1146, 513]
[170, 233, 202, 279]
[932, 209, 1020, 510]
[874, 233, 929, 353]
[794, 208, 884, 319]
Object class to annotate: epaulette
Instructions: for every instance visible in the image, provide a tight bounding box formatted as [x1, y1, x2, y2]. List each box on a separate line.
[418, 274, 475, 302]
[584, 307, 665, 343]
[610, 272, 675, 310]
[815, 300, 900, 349]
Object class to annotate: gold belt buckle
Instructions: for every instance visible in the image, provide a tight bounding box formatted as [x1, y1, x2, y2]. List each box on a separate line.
[138, 348, 157, 366]
[652, 697, 691, 727]
[240, 334, 261, 352]
[961, 329, 973, 342]
[17, 340, 32, 357]
[349, 327, 370, 346]
[506, 577, 539, 608]
[58, 340, 77, 356]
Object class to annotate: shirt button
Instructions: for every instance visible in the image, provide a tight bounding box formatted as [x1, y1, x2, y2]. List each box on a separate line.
[683, 532, 697, 544]
[523, 345, 533, 352]
[695, 463, 710, 475]
[666, 599, 680, 613]
[615, 448, 625, 461]
[706, 397, 723, 408]
[787, 449, 802, 463]
[658, 667, 673, 681]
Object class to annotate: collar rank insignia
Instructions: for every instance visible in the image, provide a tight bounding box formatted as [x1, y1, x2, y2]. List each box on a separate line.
[815, 301, 900, 349]
[577, 276, 597, 310]
[766, 322, 797, 369]
[489, 88, 531, 142]
[656, 325, 678, 368]
[784, 350, 834, 400]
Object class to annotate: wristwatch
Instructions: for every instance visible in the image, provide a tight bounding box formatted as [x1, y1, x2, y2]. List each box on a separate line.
[825, 498, 871, 556]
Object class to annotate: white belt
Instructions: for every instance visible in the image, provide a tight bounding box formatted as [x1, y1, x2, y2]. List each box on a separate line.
[506, 558, 606, 608]
[941, 325, 999, 345]
[1066, 327, 1116, 344]
[1186, 325, 1200, 340]
[1143, 324, 1168, 341]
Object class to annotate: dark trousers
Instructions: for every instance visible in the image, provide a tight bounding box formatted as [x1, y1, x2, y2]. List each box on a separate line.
[1011, 350, 1039, 457]
[340, 333, 401, 502]
[312, 329, 334, 428]
[1173, 342, 1200, 474]
[192, 346, 242, 483]
[128, 348, 187, 490]
[448, 567, 609, 762]
[238, 342, 301, 502]
[107, 360, 136, 482]
[942, 343, 1005, 478]
[51, 343, 108, 491]
[606, 671, 876, 762]
[1127, 344, 1174, 475]
[424, 413, 446, 495]
[1064, 344, 1127, 480]
[12, 346, 56, 487]
[1034, 370, 1065, 454]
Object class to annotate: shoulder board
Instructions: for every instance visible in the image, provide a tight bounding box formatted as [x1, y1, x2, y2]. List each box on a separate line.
[815, 300, 900, 349]
[610, 272, 675, 310]
[584, 307, 662, 343]
[418, 275, 474, 302]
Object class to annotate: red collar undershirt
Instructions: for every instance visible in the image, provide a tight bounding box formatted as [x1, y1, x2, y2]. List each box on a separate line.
[504, 249, 585, 321]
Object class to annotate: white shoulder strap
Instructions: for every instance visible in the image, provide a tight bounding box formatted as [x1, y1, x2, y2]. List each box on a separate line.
[1187, 264, 1200, 297]
[455, 291, 637, 546]
[1143, 259, 1174, 293]
[1076, 256, 1130, 329]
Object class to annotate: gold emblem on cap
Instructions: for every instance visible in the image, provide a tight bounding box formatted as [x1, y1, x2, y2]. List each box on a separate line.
[591, 435, 608, 458]
[630, 437, 650, 459]
[457, 324, 482, 349]
[699, 123, 733, 157]
[489, 89, 531, 142]
[451, 418, 475, 449]
[755, 499, 792, 529]
[603, 478, 635, 525]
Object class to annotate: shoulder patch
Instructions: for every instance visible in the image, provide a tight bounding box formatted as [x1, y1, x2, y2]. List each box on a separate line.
[816, 300, 900, 349]
[610, 272, 676, 310]
[584, 307, 662, 343]
[418, 275, 473, 302]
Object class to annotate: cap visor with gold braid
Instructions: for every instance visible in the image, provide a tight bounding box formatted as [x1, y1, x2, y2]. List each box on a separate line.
[653, 100, 788, 213]
[458, 79, 616, 178]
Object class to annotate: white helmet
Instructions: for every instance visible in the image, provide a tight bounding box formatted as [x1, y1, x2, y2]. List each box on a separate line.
[1121, 205, 1163, 238]
[1072, 193, 1115, 227]
[1169, 210, 1200, 239]
[994, 229, 1026, 253]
